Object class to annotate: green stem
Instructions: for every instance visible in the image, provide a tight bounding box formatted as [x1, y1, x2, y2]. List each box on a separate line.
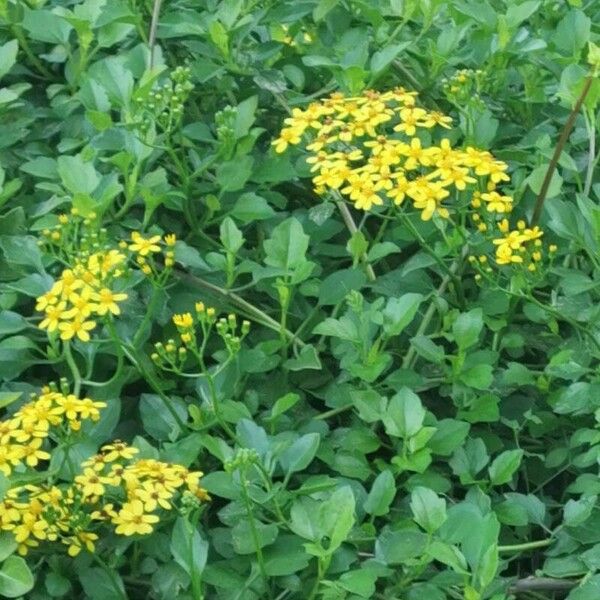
[12, 25, 54, 79]
[333, 196, 376, 282]
[402, 251, 466, 370]
[498, 539, 552, 553]
[399, 211, 462, 301]
[314, 403, 353, 420]
[240, 474, 272, 598]
[63, 342, 82, 396]
[175, 270, 305, 347]
[106, 321, 187, 431]
[132, 283, 162, 347]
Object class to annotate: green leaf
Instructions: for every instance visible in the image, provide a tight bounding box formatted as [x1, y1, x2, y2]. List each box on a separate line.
[79, 568, 125, 600]
[429, 419, 469, 456]
[314, 0, 339, 21]
[505, 0, 541, 29]
[284, 345, 322, 371]
[564, 496, 597, 527]
[0, 556, 34, 598]
[382, 293, 423, 337]
[170, 517, 208, 577]
[269, 392, 300, 420]
[338, 568, 379, 598]
[280, 433, 320, 474]
[322, 486, 355, 553]
[370, 42, 410, 74]
[44, 571, 71, 597]
[383, 388, 425, 438]
[319, 268, 366, 306]
[554, 9, 591, 56]
[427, 540, 469, 574]
[410, 487, 447, 533]
[139, 394, 187, 441]
[528, 164, 563, 199]
[230, 192, 275, 223]
[0, 40, 18, 80]
[0, 532, 16, 562]
[410, 335, 445, 363]
[375, 528, 428, 564]
[232, 519, 279, 554]
[364, 470, 396, 516]
[0, 311, 30, 336]
[263, 535, 310, 576]
[216, 155, 253, 192]
[22, 8, 72, 44]
[220, 216, 244, 253]
[264, 217, 310, 272]
[452, 309, 484, 351]
[460, 364, 494, 389]
[488, 449, 524, 485]
[57, 155, 100, 196]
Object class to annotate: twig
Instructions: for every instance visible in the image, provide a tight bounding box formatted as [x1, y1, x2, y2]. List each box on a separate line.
[148, 0, 163, 68]
[531, 74, 594, 225]
[175, 270, 305, 346]
[334, 199, 377, 282]
[509, 577, 577, 595]
[401, 249, 466, 369]
[584, 108, 596, 198]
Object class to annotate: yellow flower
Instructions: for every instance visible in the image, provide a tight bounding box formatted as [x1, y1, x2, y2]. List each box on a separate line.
[58, 318, 96, 342]
[164, 234, 177, 246]
[129, 232, 162, 256]
[75, 468, 107, 497]
[173, 313, 194, 330]
[101, 441, 139, 462]
[64, 286, 97, 319]
[65, 531, 98, 557]
[92, 288, 128, 316]
[134, 481, 174, 511]
[39, 302, 67, 332]
[13, 512, 48, 543]
[272, 127, 302, 153]
[20, 439, 50, 467]
[112, 500, 159, 536]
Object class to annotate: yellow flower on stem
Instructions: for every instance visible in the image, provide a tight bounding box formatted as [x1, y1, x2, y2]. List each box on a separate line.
[92, 288, 128, 316]
[75, 468, 107, 498]
[129, 232, 162, 256]
[112, 500, 159, 536]
[59, 318, 96, 342]
[39, 302, 67, 332]
[271, 127, 302, 153]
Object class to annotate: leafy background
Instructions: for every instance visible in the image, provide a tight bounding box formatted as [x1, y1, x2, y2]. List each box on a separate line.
[1, 0, 600, 599]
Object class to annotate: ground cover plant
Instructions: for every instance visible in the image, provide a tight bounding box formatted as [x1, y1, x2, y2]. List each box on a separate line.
[1, 0, 600, 598]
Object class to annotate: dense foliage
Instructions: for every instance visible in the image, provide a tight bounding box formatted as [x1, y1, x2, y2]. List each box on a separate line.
[1, 0, 600, 598]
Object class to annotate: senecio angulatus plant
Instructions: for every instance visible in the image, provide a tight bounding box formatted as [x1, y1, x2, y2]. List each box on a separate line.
[3, 2, 600, 599]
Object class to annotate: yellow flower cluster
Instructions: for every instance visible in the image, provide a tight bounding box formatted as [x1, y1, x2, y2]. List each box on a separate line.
[36, 249, 128, 342]
[272, 88, 511, 220]
[492, 220, 556, 270]
[0, 388, 105, 476]
[126, 231, 177, 275]
[0, 440, 208, 556]
[152, 302, 250, 372]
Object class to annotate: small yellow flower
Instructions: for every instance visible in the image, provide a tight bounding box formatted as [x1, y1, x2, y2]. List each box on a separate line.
[173, 313, 194, 330]
[58, 318, 96, 342]
[112, 500, 159, 536]
[92, 288, 128, 316]
[101, 441, 139, 462]
[164, 234, 177, 246]
[129, 232, 162, 256]
[39, 302, 67, 332]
